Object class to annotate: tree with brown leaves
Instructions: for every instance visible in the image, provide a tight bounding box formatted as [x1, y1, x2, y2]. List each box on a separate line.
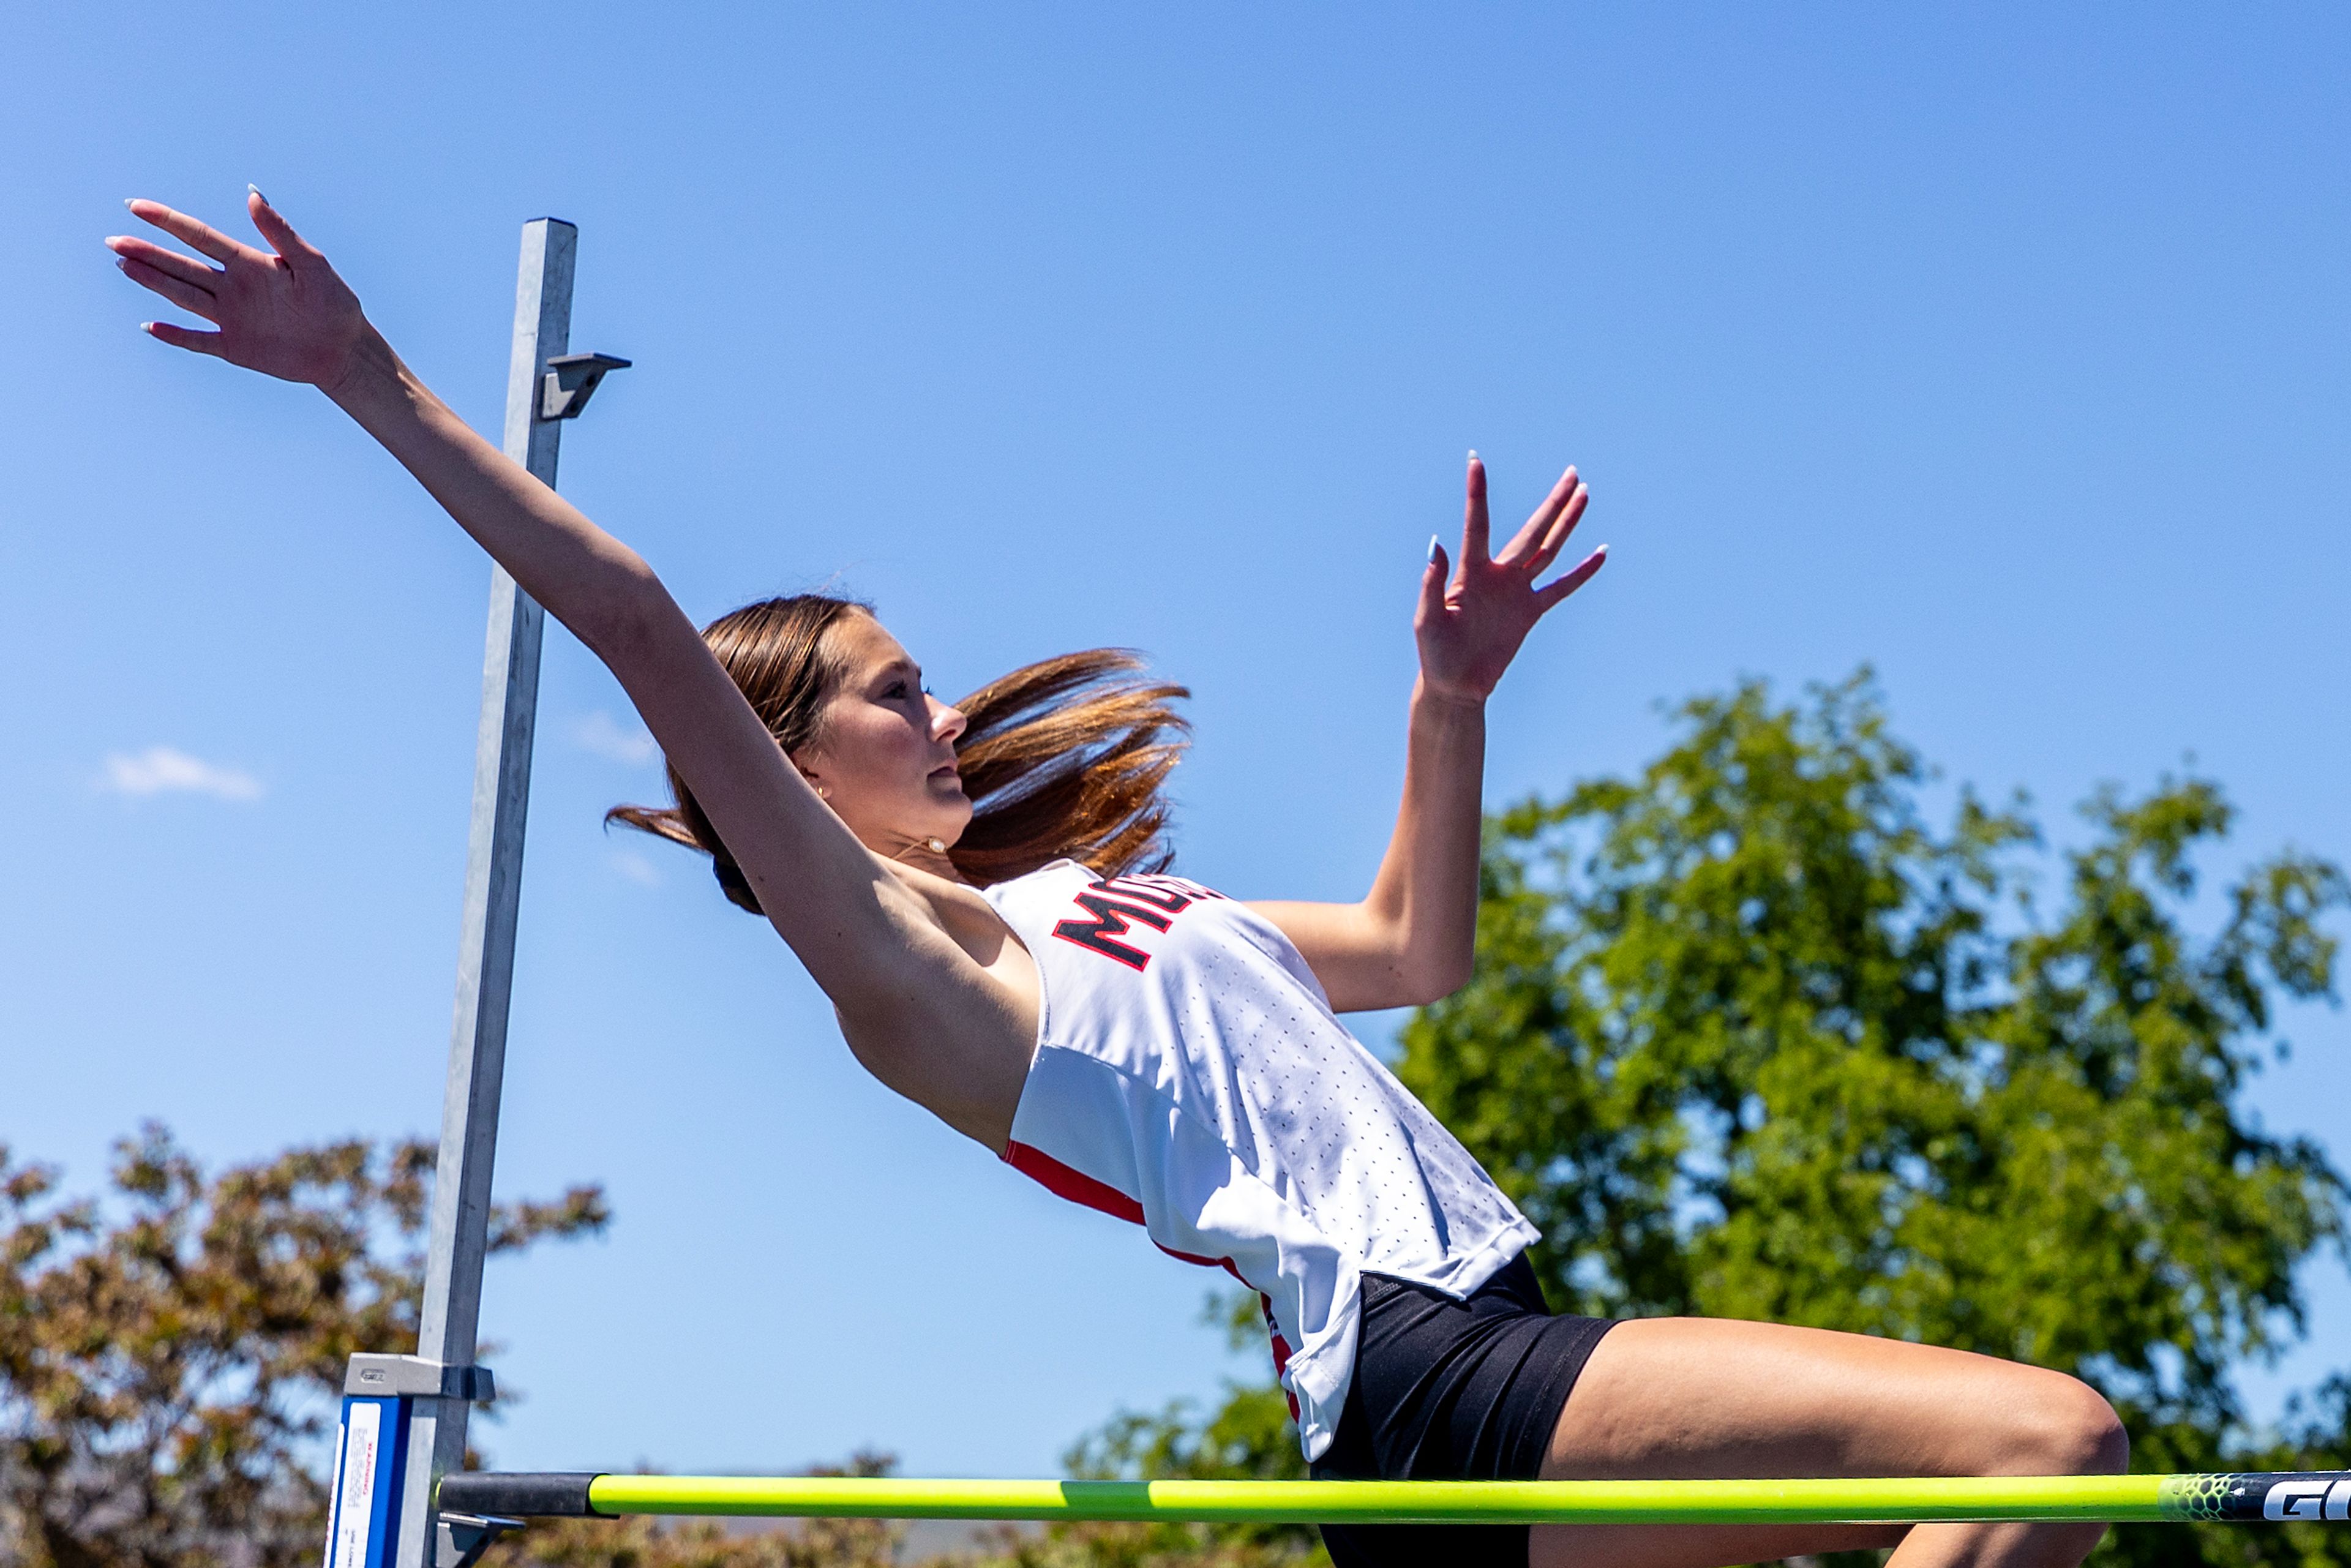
[0, 1124, 606, 1568]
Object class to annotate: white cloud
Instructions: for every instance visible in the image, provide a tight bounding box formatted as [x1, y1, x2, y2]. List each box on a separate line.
[609, 848, 661, 887]
[572, 710, 660, 766]
[99, 746, 264, 803]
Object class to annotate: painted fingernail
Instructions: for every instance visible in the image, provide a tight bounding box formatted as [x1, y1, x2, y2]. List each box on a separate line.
[1427, 535, 1441, 564]
[123, 198, 137, 210]
[247, 183, 268, 202]
[1467, 448, 1479, 463]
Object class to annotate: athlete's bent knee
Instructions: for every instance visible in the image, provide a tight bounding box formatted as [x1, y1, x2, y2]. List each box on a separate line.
[1999, 1375, 2129, 1476]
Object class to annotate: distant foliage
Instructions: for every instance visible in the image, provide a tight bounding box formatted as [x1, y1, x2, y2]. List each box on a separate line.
[0, 1126, 606, 1568]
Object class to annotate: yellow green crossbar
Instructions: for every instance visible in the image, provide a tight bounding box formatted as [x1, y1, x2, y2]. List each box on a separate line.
[437, 1471, 2351, 1526]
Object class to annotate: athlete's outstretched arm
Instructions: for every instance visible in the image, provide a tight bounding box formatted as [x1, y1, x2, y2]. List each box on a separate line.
[1251, 454, 1604, 1012]
[107, 195, 1029, 1134]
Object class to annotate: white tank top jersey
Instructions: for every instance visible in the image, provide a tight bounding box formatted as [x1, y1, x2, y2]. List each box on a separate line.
[981, 859, 1542, 1461]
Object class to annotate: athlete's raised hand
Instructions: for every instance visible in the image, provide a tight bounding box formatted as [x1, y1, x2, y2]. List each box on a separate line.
[107, 191, 372, 391]
[1414, 452, 1606, 703]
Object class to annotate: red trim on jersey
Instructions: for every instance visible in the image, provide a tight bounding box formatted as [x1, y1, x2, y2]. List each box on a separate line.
[1259, 1296, 1294, 1375]
[1004, 1143, 1245, 1283]
[1003, 1141, 1146, 1226]
[1006, 1140, 1294, 1402]
[1259, 1293, 1299, 1416]
[1156, 1242, 1251, 1286]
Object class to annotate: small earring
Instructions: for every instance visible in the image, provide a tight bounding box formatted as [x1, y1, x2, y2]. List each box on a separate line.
[816, 786, 830, 800]
[924, 837, 945, 853]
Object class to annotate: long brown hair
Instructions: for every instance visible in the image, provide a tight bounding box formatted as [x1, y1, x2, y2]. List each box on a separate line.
[606, 593, 1188, 913]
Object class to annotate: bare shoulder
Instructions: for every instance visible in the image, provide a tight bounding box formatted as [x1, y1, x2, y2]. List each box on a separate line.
[828, 861, 1041, 1151]
[887, 863, 1037, 983]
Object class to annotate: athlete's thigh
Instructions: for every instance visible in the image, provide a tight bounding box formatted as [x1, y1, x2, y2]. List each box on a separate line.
[1524, 1316, 2098, 1568]
[1544, 1315, 2094, 1482]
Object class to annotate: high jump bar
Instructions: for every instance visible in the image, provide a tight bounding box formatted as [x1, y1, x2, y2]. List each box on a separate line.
[437, 1470, 2351, 1526]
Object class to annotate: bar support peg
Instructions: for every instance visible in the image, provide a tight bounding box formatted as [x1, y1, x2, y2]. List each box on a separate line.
[539, 351, 632, 420]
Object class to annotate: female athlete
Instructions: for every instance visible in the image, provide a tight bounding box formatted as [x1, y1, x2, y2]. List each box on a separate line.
[108, 192, 2126, 1568]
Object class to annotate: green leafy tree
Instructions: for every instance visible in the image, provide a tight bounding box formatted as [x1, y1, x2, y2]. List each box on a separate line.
[0, 1124, 606, 1568]
[1127, 672, 2346, 1567]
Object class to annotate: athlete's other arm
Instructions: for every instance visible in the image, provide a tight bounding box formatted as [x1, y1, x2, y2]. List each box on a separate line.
[106, 195, 1027, 1138]
[1251, 454, 1603, 1013]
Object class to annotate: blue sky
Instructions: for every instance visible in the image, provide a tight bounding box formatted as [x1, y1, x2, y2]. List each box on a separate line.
[4, 6, 2346, 1480]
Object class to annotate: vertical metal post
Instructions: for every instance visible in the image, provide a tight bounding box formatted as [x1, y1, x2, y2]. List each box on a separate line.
[391, 219, 579, 1568]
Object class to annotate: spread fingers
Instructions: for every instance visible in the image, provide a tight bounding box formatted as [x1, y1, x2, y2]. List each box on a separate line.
[1534, 544, 1608, 611]
[1462, 452, 1493, 566]
[1522, 482, 1590, 576]
[116, 255, 222, 321]
[1496, 465, 1581, 567]
[106, 234, 220, 291]
[143, 320, 227, 356]
[126, 199, 259, 266]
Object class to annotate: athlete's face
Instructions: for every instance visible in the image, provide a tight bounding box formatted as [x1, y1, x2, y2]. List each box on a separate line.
[795, 613, 972, 857]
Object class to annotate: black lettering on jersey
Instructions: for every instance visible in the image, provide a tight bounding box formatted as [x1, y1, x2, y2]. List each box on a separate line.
[1050, 876, 1227, 971]
[1052, 891, 1165, 970]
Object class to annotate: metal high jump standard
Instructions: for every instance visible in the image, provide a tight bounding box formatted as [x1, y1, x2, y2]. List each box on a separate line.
[317, 222, 2349, 1568]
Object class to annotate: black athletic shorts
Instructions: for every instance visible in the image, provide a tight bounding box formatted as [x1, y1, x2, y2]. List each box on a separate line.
[1309, 1252, 1619, 1568]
